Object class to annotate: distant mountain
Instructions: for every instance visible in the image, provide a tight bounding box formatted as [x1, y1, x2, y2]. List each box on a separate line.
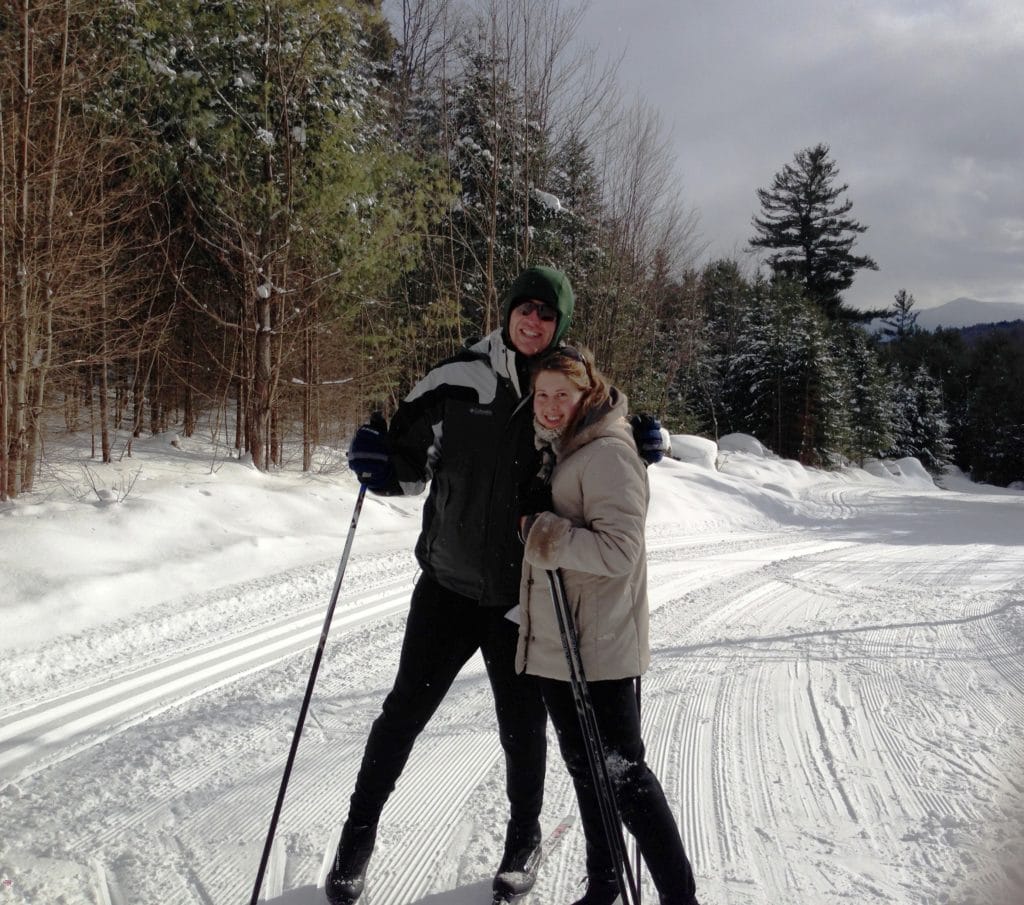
[914, 297, 1024, 331]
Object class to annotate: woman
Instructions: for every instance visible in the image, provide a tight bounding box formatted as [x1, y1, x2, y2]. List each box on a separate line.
[517, 346, 700, 905]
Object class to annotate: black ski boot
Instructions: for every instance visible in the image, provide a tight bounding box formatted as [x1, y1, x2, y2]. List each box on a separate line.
[325, 821, 376, 905]
[569, 875, 620, 905]
[491, 818, 542, 902]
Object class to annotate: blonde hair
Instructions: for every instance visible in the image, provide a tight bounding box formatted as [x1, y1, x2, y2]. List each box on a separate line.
[531, 345, 612, 438]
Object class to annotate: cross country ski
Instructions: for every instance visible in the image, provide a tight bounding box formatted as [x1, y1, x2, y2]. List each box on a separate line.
[492, 814, 576, 904]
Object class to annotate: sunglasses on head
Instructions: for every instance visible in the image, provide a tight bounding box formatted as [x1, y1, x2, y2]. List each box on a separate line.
[546, 345, 592, 378]
[515, 300, 558, 322]
[553, 345, 584, 363]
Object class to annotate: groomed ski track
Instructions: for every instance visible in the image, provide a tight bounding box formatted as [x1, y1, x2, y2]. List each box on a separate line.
[2, 479, 1023, 905]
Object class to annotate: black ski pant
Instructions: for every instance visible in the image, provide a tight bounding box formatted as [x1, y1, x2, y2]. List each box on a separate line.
[539, 676, 698, 905]
[346, 573, 547, 829]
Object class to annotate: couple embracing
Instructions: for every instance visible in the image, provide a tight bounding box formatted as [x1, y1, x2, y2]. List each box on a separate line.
[333, 267, 700, 905]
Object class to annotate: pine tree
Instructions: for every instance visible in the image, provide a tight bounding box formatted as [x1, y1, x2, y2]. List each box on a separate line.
[894, 365, 954, 473]
[723, 278, 843, 464]
[837, 326, 896, 464]
[444, 35, 536, 334]
[963, 332, 1024, 485]
[881, 289, 919, 342]
[750, 143, 880, 322]
[678, 259, 753, 439]
[886, 378, 915, 462]
[878, 327, 967, 472]
[534, 131, 603, 284]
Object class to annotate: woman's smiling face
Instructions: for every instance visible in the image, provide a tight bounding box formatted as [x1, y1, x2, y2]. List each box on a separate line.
[533, 370, 585, 432]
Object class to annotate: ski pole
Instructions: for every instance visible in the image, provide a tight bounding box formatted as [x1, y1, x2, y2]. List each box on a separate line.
[546, 569, 638, 905]
[545, 569, 639, 905]
[249, 483, 368, 905]
[635, 676, 642, 905]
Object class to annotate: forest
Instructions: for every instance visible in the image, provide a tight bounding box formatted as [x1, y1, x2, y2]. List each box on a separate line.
[3, 0, 1022, 501]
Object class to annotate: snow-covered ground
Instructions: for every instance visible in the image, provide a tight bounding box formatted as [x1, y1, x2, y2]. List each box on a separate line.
[1, 431, 1023, 905]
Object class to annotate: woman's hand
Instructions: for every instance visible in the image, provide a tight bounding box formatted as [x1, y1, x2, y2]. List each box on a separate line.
[519, 513, 542, 542]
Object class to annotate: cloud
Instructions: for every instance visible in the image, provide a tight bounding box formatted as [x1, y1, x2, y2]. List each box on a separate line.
[576, 0, 1024, 309]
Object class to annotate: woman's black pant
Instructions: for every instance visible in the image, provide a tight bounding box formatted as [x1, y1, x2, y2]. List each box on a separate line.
[346, 574, 548, 829]
[539, 676, 698, 905]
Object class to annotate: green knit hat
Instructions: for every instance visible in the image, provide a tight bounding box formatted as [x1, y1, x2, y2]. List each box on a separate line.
[502, 266, 575, 351]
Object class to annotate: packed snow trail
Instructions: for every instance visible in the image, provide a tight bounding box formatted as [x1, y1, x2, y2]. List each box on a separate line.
[1, 461, 1023, 905]
[0, 569, 417, 779]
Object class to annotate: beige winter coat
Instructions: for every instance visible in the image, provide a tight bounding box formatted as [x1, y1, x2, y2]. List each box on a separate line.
[516, 390, 651, 681]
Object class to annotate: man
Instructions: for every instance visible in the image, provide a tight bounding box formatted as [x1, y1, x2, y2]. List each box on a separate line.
[328, 266, 576, 904]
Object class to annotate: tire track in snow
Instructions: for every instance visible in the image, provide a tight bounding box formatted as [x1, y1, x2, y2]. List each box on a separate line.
[752, 537, 1024, 905]
[814, 561, 1023, 831]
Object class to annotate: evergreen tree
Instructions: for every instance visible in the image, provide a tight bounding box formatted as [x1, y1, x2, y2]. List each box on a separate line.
[880, 322, 1024, 485]
[613, 252, 697, 419]
[534, 131, 604, 286]
[892, 365, 954, 473]
[836, 326, 896, 464]
[814, 328, 855, 465]
[678, 259, 753, 439]
[124, 0, 437, 467]
[879, 326, 967, 470]
[750, 143, 880, 322]
[723, 279, 843, 463]
[885, 372, 915, 463]
[962, 332, 1024, 485]
[444, 35, 538, 334]
[700, 259, 750, 353]
[880, 289, 919, 341]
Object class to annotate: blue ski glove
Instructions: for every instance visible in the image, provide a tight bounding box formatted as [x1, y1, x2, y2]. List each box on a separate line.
[630, 413, 667, 466]
[347, 412, 393, 489]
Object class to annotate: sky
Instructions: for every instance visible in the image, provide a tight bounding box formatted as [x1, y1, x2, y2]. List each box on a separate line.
[574, 0, 1024, 313]
[2, 431, 1023, 903]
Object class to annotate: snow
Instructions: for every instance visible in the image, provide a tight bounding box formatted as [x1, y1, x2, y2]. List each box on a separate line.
[717, 432, 768, 457]
[531, 188, 564, 213]
[2, 431, 1023, 905]
[669, 434, 717, 470]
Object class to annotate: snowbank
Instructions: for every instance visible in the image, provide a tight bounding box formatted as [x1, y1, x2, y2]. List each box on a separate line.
[668, 434, 717, 470]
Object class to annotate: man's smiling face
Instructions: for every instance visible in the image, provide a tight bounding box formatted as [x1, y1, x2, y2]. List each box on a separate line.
[508, 300, 557, 357]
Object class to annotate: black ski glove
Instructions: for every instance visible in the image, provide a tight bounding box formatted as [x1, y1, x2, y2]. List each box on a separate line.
[347, 412, 393, 489]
